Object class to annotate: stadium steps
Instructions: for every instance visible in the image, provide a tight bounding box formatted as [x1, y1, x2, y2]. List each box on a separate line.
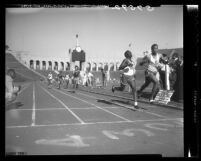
[6, 52, 45, 81]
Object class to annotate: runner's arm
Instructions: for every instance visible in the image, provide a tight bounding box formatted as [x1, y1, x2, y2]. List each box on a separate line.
[139, 55, 150, 66]
[119, 59, 129, 70]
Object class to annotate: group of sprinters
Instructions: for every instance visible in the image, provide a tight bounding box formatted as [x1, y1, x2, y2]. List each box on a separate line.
[46, 65, 95, 89]
[6, 43, 183, 109]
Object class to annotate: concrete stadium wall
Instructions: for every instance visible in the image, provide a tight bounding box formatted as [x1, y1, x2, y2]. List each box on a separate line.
[22, 56, 121, 72]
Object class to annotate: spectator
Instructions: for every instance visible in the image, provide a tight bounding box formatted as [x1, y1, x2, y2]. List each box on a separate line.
[169, 53, 183, 101]
[100, 68, 106, 87]
[47, 71, 53, 87]
[64, 74, 70, 89]
[57, 71, 63, 89]
[87, 71, 94, 87]
[82, 71, 88, 86]
[72, 66, 80, 89]
[6, 69, 21, 105]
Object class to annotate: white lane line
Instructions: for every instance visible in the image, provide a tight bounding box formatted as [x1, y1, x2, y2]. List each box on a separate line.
[31, 83, 36, 126]
[14, 108, 69, 111]
[70, 106, 120, 109]
[14, 107, 96, 110]
[76, 90, 167, 118]
[18, 82, 31, 95]
[52, 88, 132, 122]
[6, 118, 183, 128]
[40, 86, 85, 124]
[14, 106, 120, 111]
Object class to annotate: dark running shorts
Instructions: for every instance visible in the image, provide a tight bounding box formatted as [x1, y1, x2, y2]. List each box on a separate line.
[120, 74, 135, 86]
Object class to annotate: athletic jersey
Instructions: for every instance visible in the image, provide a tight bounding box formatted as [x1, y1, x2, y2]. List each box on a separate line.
[101, 71, 106, 78]
[54, 70, 59, 75]
[88, 72, 93, 78]
[83, 73, 87, 80]
[73, 70, 80, 78]
[48, 74, 53, 79]
[58, 73, 63, 79]
[143, 53, 163, 74]
[64, 75, 69, 80]
[119, 58, 136, 76]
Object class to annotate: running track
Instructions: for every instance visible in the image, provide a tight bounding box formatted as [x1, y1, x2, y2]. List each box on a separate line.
[6, 81, 183, 156]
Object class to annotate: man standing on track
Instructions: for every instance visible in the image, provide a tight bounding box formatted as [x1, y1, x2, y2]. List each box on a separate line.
[100, 68, 106, 88]
[87, 71, 94, 87]
[47, 71, 53, 88]
[57, 71, 63, 89]
[111, 50, 138, 109]
[72, 66, 80, 89]
[137, 44, 163, 102]
[6, 69, 21, 105]
[64, 73, 70, 89]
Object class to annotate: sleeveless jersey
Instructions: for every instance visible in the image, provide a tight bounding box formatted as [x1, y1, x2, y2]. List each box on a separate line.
[122, 58, 136, 76]
[143, 53, 162, 73]
[73, 70, 80, 77]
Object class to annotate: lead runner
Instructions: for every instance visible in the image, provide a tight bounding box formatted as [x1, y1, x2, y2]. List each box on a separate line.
[137, 44, 164, 102]
[112, 50, 138, 109]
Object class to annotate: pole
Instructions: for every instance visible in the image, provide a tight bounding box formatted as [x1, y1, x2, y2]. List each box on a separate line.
[165, 64, 170, 90]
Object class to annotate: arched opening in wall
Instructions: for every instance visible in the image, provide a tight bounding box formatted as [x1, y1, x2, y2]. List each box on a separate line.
[30, 60, 34, 69]
[104, 63, 108, 71]
[98, 63, 103, 71]
[92, 63, 97, 71]
[60, 62, 64, 71]
[36, 60, 40, 70]
[116, 62, 120, 71]
[110, 63, 114, 71]
[42, 61, 46, 70]
[54, 62, 58, 71]
[48, 61, 52, 71]
[66, 62, 70, 71]
[86, 62, 91, 72]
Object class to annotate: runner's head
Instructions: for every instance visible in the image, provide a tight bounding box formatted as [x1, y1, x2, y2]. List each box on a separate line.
[172, 53, 179, 60]
[124, 50, 132, 59]
[162, 53, 168, 60]
[7, 69, 16, 79]
[75, 65, 79, 70]
[151, 44, 158, 55]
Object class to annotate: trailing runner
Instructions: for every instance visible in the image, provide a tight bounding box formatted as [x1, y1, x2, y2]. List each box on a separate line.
[112, 50, 138, 109]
